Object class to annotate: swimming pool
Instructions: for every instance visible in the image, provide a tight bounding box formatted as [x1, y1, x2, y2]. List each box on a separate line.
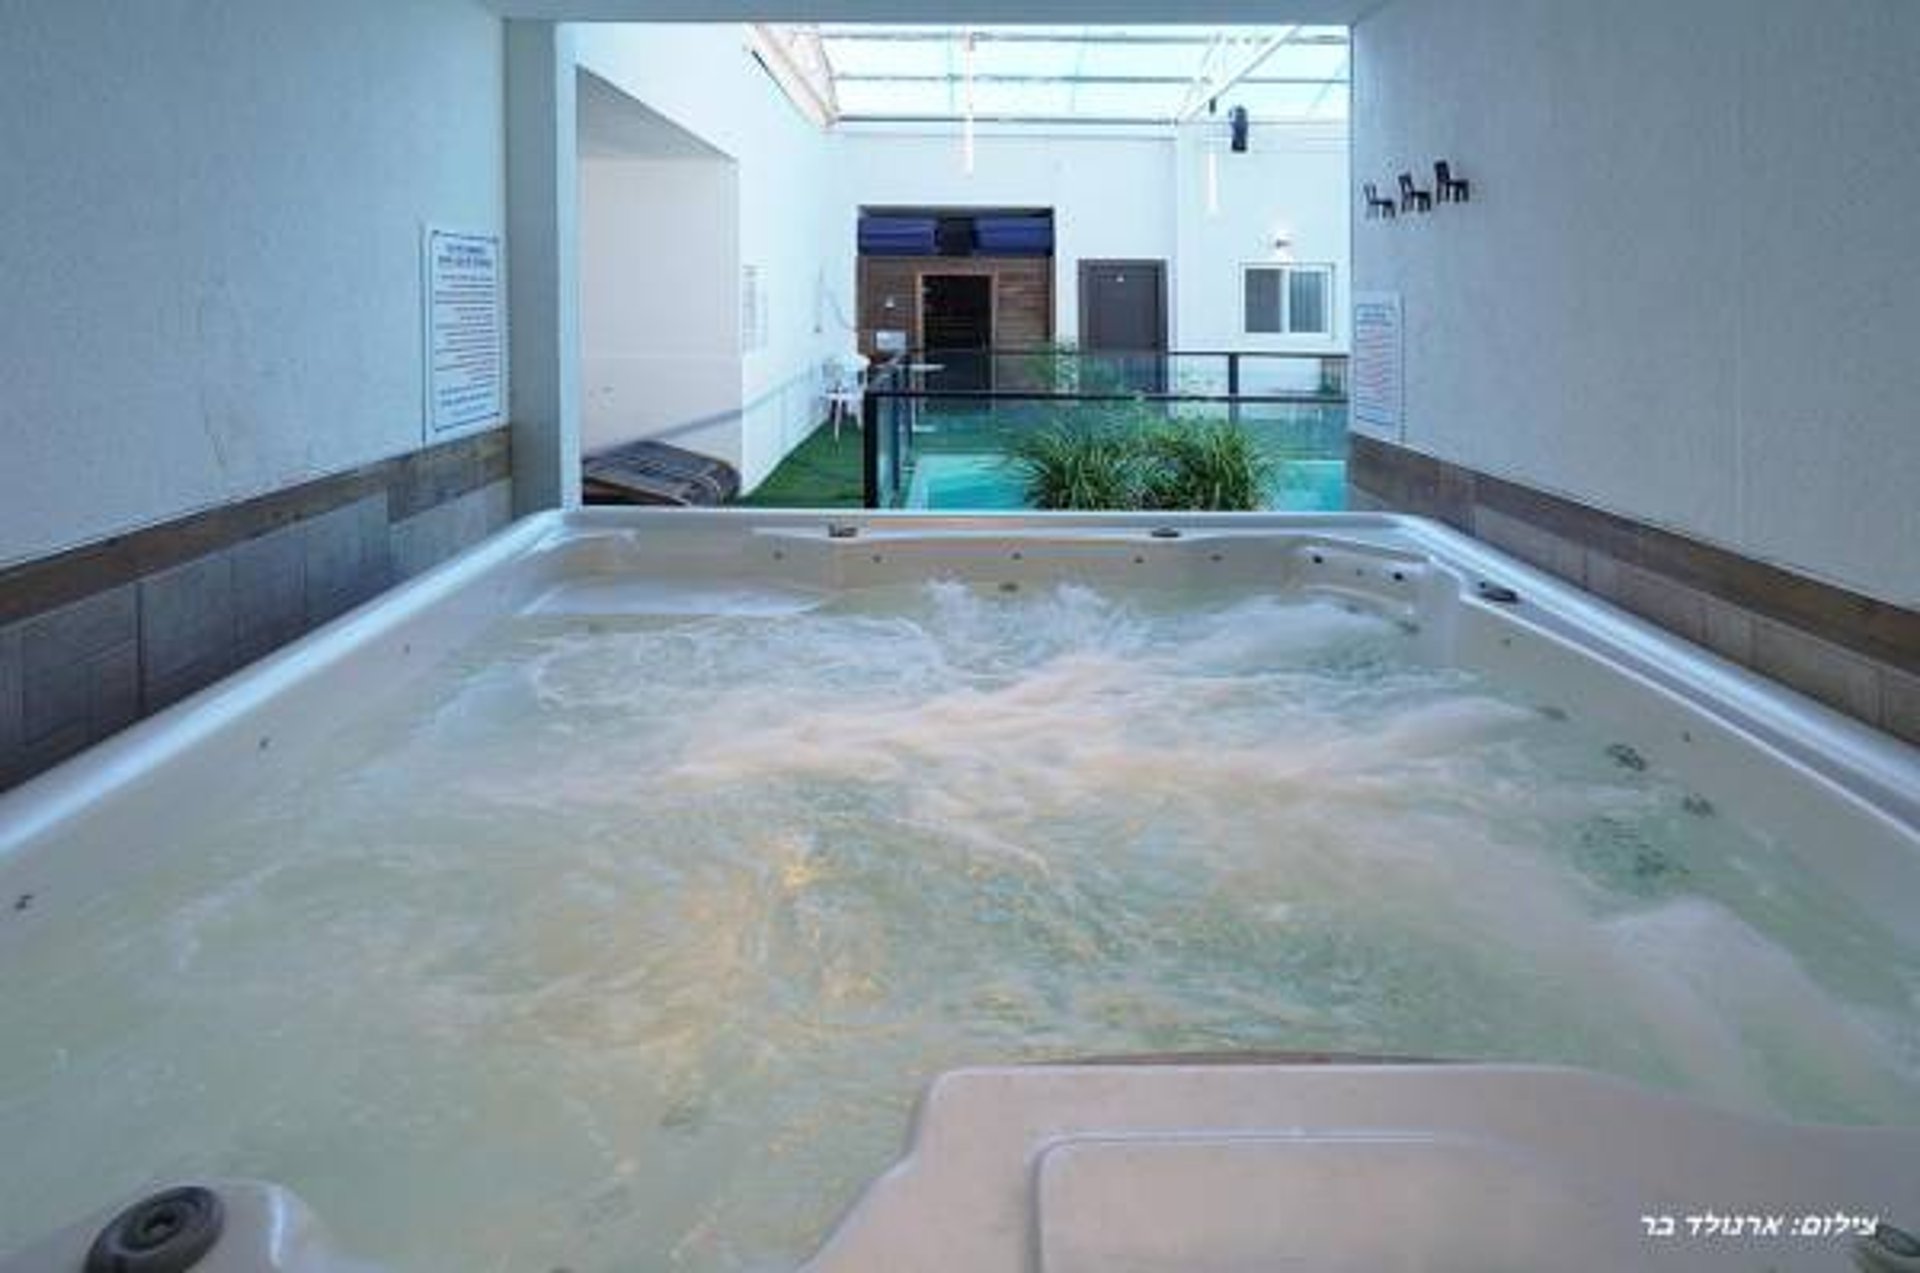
[904, 453, 1348, 512]
[1, 511, 1915, 1271]
[892, 397, 1350, 513]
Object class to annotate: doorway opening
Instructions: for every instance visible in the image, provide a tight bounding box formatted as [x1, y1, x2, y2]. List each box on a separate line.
[920, 273, 994, 389]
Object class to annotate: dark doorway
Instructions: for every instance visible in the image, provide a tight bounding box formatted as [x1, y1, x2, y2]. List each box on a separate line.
[1078, 259, 1168, 392]
[920, 274, 993, 390]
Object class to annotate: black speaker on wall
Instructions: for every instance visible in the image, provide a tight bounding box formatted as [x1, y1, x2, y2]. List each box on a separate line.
[1229, 105, 1250, 153]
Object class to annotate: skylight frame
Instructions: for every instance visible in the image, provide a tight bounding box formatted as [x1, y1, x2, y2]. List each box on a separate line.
[775, 24, 1350, 128]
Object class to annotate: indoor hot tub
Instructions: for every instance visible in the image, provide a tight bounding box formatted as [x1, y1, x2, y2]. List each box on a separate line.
[1, 510, 1916, 1273]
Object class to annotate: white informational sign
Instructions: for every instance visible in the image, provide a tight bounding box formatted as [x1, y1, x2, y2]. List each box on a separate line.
[1351, 291, 1404, 438]
[424, 227, 504, 434]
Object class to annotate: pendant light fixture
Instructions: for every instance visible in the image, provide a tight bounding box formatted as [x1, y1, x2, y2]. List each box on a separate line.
[961, 28, 977, 176]
[1204, 99, 1221, 216]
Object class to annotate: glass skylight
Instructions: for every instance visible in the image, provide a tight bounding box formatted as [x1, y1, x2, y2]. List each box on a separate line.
[764, 25, 1349, 127]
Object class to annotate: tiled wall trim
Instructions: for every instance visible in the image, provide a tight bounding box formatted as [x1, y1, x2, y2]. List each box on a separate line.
[0, 430, 512, 790]
[1349, 434, 1920, 746]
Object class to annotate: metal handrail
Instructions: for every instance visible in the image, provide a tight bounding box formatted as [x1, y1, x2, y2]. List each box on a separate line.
[868, 388, 1340, 403]
[902, 345, 1351, 358]
[868, 347, 1348, 404]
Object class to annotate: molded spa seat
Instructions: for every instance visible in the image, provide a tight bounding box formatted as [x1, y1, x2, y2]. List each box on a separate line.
[804, 1063, 1920, 1273]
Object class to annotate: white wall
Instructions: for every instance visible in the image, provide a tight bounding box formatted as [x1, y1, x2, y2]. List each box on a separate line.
[1354, 0, 1920, 605]
[579, 157, 744, 462]
[507, 20, 583, 517]
[1173, 122, 1351, 356]
[835, 129, 1176, 346]
[0, 0, 505, 567]
[836, 124, 1350, 361]
[573, 24, 854, 488]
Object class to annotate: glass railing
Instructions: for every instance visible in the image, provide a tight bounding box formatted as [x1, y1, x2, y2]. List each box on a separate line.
[887, 348, 1348, 400]
[862, 348, 1349, 512]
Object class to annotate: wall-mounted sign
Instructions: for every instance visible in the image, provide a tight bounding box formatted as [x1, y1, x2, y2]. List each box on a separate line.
[424, 227, 504, 434]
[1351, 291, 1404, 438]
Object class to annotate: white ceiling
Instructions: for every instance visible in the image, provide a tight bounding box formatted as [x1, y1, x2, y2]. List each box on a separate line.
[484, 1, 1382, 22]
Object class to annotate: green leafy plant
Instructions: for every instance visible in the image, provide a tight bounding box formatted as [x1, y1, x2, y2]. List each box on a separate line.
[1139, 420, 1274, 511]
[1006, 423, 1146, 510]
[1007, 412, 1273, 512]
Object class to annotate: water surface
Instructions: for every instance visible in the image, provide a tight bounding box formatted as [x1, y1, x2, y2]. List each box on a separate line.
[1, 582, 1914, 1271]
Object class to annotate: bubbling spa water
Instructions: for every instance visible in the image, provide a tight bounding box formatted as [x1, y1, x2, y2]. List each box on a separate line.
[1, 581, 1916, 1271]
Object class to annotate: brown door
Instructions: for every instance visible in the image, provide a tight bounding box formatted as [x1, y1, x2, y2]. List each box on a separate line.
[1078, 259, 1167, 391]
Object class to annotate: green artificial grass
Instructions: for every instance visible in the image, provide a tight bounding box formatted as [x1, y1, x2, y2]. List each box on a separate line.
[734, 419, 865, 508]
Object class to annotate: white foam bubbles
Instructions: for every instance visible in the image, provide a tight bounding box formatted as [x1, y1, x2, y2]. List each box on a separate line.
[1, 580, 1915, 1273]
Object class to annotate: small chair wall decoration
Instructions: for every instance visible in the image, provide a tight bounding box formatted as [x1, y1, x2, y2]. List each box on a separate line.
[1363, 182, 1398, 219]
[1435, 160, 1471, 203]
[1398, 172, 1433, 214]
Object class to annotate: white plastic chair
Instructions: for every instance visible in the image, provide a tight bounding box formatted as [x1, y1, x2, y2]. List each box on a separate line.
[824, 352, 870, 440]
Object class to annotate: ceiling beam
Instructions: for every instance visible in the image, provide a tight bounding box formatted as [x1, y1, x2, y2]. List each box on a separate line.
[836, 112, 1345, 126]
[1301, 46, 1351, 116]
[814, 27, 1348, 46]
[839, 113, 1177, 126]
[836, 72, 1347, 86]
[1173, 32, 1231, 122]
[1174, 25, 1302, 122]
[746, 24, 839, 127]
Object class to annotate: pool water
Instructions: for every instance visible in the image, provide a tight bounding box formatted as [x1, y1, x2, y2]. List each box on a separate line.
[904, 453, 1032, 511]
[895, 398, 1350, 513]
[1, 582, 1915, 1271]
[904, 453, 1348, 512]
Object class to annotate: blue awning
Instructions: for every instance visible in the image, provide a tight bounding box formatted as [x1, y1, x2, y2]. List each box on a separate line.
[859, 216, 938, 256]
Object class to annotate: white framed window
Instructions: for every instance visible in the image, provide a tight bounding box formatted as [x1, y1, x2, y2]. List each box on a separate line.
[1243, 263, 1334, 338]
